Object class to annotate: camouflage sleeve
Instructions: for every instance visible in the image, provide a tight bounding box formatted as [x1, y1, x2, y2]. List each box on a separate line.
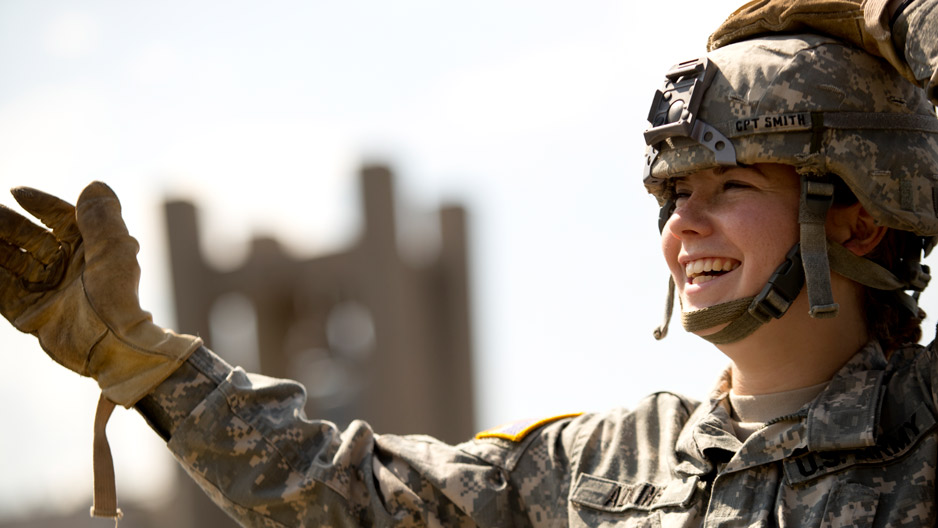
[909, 341, 938, 413]
[135, 346, 230, 441]
[891, 0, 938, 102]
[135, 347, 580, 527]
[471, 413, 593, 525]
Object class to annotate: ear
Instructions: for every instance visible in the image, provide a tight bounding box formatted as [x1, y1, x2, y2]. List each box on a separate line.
[826, 203, 887, 256]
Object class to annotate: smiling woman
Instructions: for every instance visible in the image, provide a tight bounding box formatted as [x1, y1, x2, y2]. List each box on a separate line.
[1, 0, 938, 527]
[661, 161, 889, 393]
[663, 164, 801, 315]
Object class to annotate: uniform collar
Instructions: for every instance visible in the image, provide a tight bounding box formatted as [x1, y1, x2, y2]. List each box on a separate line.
[674, 398, 737, 477]
[674, 371, 740, 477]
[804, 340, 887, 451]
[675, 341, 888, 475]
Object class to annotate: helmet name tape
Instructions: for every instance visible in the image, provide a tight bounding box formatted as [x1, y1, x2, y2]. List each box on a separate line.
[732, 113, 811, 135]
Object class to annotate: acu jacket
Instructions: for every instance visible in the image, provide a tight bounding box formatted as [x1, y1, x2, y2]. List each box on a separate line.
[138, 340, 937, 527]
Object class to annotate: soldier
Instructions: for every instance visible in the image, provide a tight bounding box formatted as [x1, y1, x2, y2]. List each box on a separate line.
[1, 0, 938, 526]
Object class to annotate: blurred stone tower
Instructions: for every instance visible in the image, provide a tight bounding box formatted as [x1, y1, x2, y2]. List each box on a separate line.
[163, 164, 475, 527]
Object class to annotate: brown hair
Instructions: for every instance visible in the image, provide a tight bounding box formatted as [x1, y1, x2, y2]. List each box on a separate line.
[831, 177, 927, 352]
[862, 230, 927, 352]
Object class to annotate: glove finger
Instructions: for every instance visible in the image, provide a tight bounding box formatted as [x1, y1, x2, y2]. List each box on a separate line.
[0, 238, 65, 288]
[0, 203, 65, 265]
[75, 182, 144, 330]
[75, 182, 133, 245]
[11, 186, 81, 245]
[0, 265, 29, 323]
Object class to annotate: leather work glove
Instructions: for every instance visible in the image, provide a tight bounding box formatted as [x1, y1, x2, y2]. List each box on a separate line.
[0, 181, 201, 406]
[707, 0, 917, 84]
[0, 181, 202, 521]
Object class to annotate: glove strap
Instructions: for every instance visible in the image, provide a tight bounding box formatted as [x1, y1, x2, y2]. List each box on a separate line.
[91, 393, 123, 525]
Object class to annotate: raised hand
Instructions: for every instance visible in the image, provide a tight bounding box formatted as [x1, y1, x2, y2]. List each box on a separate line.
[0, 181, 201, 406]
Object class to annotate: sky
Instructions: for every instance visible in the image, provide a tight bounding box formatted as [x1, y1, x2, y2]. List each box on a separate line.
[4, 0, 935, 522]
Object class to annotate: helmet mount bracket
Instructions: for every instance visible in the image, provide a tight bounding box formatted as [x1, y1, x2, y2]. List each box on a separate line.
[644, 57, 737, 181]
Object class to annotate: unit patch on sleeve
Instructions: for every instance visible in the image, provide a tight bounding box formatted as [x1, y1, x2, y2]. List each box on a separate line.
[475, 413, 582, 442]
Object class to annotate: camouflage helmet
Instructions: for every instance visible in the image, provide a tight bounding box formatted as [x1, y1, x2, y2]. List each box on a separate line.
[644, 34, 938, 344]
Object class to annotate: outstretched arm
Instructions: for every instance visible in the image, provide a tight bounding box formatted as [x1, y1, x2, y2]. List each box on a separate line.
[0, 183, 570, 527]
[708, 0, 938, 104]
[880, 0, 938, 101]
[134, 345, 528, 527]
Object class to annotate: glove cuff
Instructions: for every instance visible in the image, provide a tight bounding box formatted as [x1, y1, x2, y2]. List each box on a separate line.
[95, 331, 203, 407]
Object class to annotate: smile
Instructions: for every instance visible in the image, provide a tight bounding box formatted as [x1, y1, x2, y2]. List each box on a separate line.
[684, 257, 740, 285]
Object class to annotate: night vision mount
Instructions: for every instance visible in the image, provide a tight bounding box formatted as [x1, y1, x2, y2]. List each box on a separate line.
[643, 57, 736, 180]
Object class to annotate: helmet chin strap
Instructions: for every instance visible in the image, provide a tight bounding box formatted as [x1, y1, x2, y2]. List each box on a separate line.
[653, 174, 928, 345]
[799, 177, 839, 318]
[677, 240, 922, 345]
[680, 243, 806, 345]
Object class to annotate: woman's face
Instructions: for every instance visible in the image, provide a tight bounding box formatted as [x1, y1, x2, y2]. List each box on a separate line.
[661, 164, 801, 315]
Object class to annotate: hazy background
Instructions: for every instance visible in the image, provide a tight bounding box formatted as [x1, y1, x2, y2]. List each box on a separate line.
[4, 0, 931, 522]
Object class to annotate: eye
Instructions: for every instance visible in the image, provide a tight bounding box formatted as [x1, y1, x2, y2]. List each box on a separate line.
[673, 188, 692, 202]
[722, 180, 753, 191]
[672, 180, 692, 199]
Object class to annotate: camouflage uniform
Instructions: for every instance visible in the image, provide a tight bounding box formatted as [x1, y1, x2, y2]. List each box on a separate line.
[895, 0, 938, 101]
[137, 340, 938, 527]
[132, 3, 938, 527]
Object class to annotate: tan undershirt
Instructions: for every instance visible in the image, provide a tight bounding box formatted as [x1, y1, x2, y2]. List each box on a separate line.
[728, 382, 829, 441]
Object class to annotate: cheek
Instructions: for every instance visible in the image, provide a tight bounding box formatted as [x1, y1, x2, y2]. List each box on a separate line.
[660, 227, 682, 275]
[733, 204, 800, 269]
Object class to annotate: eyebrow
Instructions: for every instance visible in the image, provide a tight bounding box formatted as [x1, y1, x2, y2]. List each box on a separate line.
[672, 166, 729, 185]
[671, 164, 769, 187]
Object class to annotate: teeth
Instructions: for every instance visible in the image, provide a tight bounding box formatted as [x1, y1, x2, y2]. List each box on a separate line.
[684, 257, 740, 281]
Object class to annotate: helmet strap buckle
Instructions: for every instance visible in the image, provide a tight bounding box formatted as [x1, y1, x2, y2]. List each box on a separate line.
[749, 244, 806, 323]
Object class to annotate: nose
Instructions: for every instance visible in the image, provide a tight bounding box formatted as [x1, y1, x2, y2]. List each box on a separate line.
[664, 198, 712, 240]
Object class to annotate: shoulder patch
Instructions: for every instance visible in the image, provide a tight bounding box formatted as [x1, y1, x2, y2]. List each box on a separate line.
[475, 413, 582, 442]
